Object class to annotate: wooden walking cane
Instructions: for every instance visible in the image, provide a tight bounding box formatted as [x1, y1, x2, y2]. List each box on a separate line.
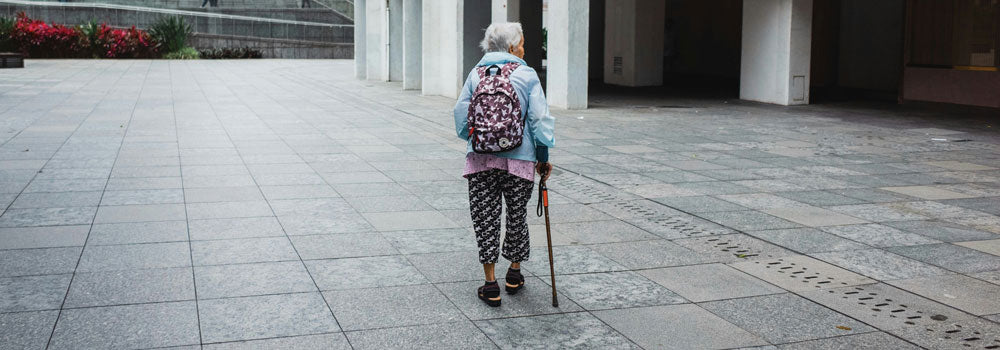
[537, 171, 558, 307]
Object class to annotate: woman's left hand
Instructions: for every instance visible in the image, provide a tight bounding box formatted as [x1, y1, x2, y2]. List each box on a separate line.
[536, 162, 552, 183]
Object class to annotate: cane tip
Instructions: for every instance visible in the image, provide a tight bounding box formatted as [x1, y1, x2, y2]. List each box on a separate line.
[552, 300, 559, 307]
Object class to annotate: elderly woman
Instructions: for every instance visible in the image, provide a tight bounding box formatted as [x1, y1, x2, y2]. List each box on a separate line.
[454, 22, 555, 307]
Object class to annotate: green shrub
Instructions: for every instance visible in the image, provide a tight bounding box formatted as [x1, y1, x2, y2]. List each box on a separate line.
[78, 20, 103, 58]
[150, 16, 191, 54]
[164, 47, 199, 59]
[0, 16, 15, 52]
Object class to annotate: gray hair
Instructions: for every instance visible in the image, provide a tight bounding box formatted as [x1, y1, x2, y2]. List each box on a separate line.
[480, 22, 523, 53]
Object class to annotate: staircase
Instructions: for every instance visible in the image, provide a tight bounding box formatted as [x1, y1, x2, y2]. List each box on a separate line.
[2, 0, 354, 58]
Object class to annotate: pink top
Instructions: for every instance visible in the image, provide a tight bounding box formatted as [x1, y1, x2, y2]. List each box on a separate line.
[463, 153, 536, 182]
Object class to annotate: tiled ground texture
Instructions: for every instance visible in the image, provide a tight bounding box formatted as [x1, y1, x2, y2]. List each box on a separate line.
[1, 60, 1000, 349]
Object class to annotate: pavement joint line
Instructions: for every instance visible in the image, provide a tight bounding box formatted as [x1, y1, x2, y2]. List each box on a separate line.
[42, 60, 151, 350]
[193, 61, 352, 343]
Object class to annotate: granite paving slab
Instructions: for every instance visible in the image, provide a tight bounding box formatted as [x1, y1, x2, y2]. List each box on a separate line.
[698, 211, 803, 231]
[77, 242, 191, 272]
[0, 310, 59, 350]
[87, 221, 189, 245]
[203, 333, 352, 350]
[700, 293, 873, 344]
[776, 332, 922, 349]
[884, 220, 999, 242]
[888, 274, 1000, 315]
[65, 267, 195, 308]
[641, 263, 784, 302]
[194, 261, 317, 299]
[49, 301, 201, 350]
[0, 274, 72, 312]
[595, 304, 770, 349]
[821, 224, 941, 248]
[763, 206, 869, 227]
[306, 255, 426, 290]
[590, 239, 715, 269]
[323, 284, 463, 331]
[546, 271, 686, 310]
[746, 228, 871, 253]
[188, 217, 285, 241]
[290, 233, 397, 260]
[955, 239, 1000, 256]
[810, 248, 953, 280]
[887, 243, 1000, 274]
[198, 292, 339, 343]
[0, 225, 89, 250]
[346, 321, 497, 350]
[191, 237, 299, 266]
[474, 312, 638, 349]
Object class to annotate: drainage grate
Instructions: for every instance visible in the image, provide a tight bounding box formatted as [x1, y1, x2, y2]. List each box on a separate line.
[730, 255, 875, 292]
[890, 318, 1000, 350]
[589, 200, 680, 219]
[675, 234, 791, 262]
[629, 215, 733, 239]
[549, 175, 635, 204]
[801, 283, 977, 332]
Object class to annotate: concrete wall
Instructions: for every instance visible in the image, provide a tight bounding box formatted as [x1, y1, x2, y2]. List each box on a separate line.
[184, 8, 352, 24]
[1, 2, 353, 44]
[420, 0, 462, 97]
[603, 0, 664, 86]
[837, 0, 903, 92]
[189, 33, 353, 58]
[740, 0, 812, 105]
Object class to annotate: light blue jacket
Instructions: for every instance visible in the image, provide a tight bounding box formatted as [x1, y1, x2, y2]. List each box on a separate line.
[453, 52, 555, 162]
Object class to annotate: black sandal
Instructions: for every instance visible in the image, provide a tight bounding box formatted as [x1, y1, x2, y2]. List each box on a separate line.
[505, 268, 524, 294]
[478, 281, 501, 307]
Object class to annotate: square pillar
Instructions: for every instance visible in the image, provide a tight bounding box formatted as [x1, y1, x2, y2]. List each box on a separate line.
[421, 0, 463, 97]
[354, 0, 366, 79]
[402, 0, 423, 90]
[604, 0, 665, 87]
[365, 0, 388, 81]
[740, 0, 813, 105]
[388, 0, 404, 81]
[491, 0, 518, 23]
[547, 0, 590, 109]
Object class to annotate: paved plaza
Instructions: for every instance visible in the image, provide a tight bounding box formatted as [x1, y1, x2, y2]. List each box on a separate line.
[1, 59, 1000, 349]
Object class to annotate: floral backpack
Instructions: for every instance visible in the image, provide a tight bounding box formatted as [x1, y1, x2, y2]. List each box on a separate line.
[467, 62, 523, 153]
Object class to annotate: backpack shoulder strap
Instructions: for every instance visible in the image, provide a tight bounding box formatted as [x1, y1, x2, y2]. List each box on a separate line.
[500, 62, 520, 78]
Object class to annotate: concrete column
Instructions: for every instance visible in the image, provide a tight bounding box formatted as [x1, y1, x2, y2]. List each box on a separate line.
[491, 0, 518, 23]
[421, 0, 463, 97]
[354, 0, 366, 79]
[388, 0, 404, 81]
[604, 0, 664, 87]
[547, 0, 589, 109]
[365, 0, 388, 81]
[402, 0, 422, 90]
[740, 0, 813, 105]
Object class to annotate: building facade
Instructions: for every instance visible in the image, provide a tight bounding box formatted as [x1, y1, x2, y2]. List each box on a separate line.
[355, 0, 1000, 109]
